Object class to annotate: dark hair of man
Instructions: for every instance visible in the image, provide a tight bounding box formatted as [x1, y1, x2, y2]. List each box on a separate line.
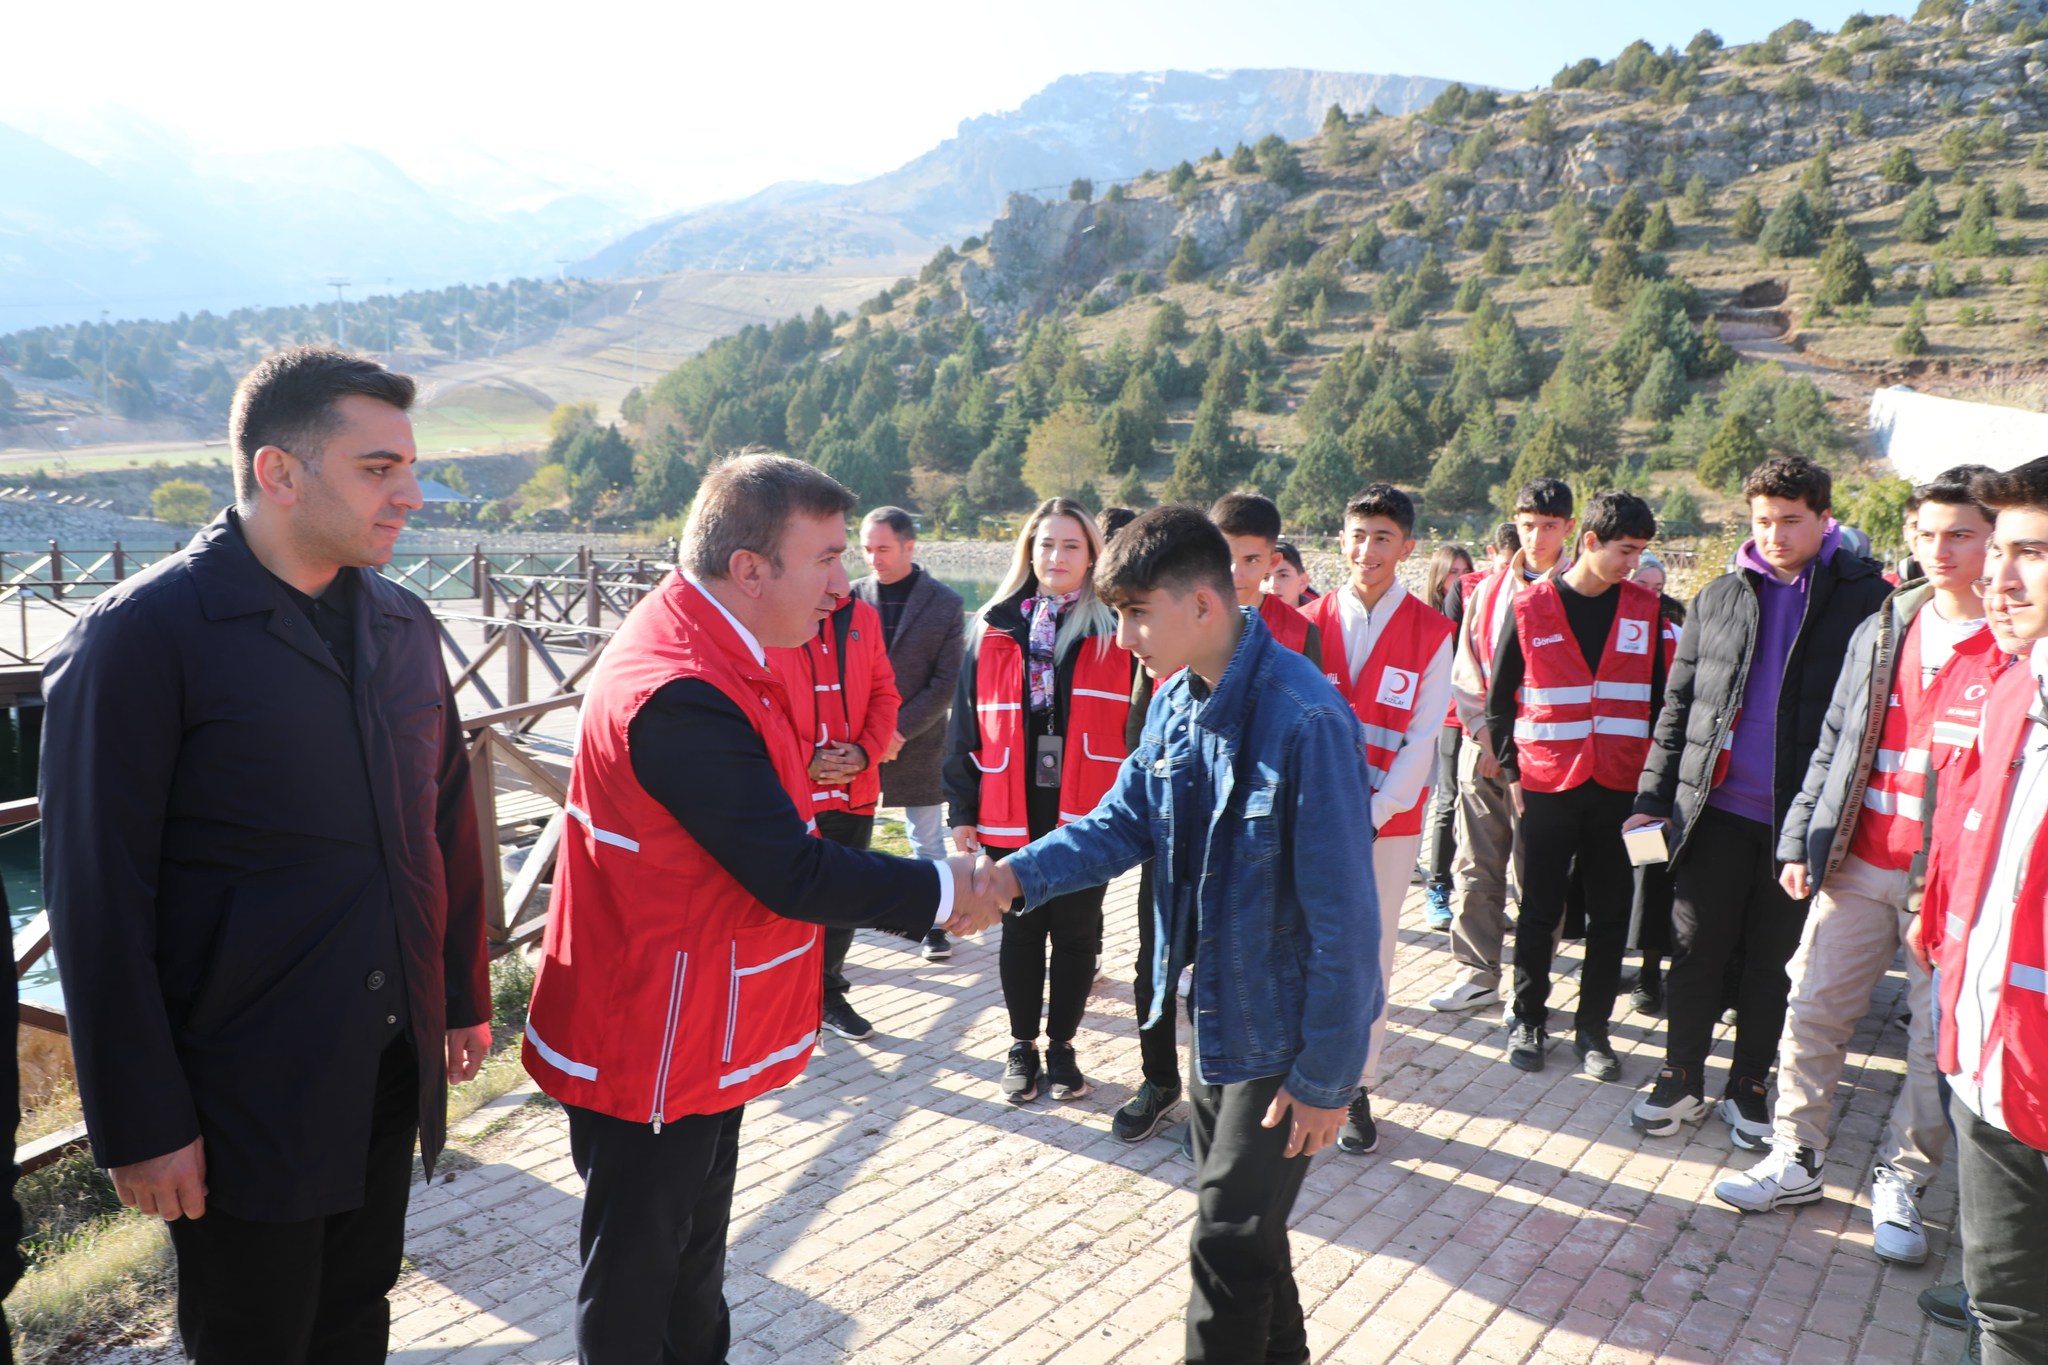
[1344, 483, 1416, 539]
[1274, 539, 1307, 574]
[228, 347, 416, 505]
[862, 505, 917, 541]
[1741, 454, 1832, 515]
[1096, 504, 1236, 608]
[1916, 465, 1996, 523]
[683, 450, 856, 580]
[1492, 521, 1521, 554]
[1209, 491, 1283, 543]
[1514, 477, 1573, 519]
[1099, 506, 1139, 541]
[1582, 490, 1658, 544]
[1971, 456, 2048, 518]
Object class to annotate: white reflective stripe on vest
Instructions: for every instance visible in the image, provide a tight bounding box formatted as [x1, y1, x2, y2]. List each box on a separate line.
[1359, 722, 1408, 751]
[975, 701, 1021, 712]
[1521, 685, 1593, 706]
[1872, 747, 1935, 775]
[1591, 715, 1652, 737]
[718, 1030, 819, 1089]
[567, 804, 642, 853]
[1514, 719, 1594, 741]
[2012, 963, 2048, 995]
[525, 1019, 600, 1081]
[1365, 764, 1393, 791]
[1948, 912, 1969, 943]
[1932, 721, 1980, 750]
[1593, 681, 1652, 702]
[813, 683, 842, 691]
[734, 936, 816, 977]
[1861, 787, 1928, 820]
[1070, 688, 1129, 703]
[978, 823, 1028, 838]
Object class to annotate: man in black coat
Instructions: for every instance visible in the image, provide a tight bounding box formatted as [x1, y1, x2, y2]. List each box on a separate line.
[850, 507, 964, 959]
[40, 348, 492, 1364]
[1625, 455, 1891, 1145]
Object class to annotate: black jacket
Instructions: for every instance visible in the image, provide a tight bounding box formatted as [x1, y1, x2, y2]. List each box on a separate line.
[40, 512, 491, 1222]
[1634, 546, 1890, 867]
[851, 568, 964, 809]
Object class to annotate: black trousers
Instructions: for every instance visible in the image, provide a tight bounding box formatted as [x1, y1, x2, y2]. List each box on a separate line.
[166, 1037, 417, 1365]
[814, 810, 876, 1004]
[996, 877, 1105, 1043]
[1511, 783, 1635, 1033]
[1186, 1072, 1311, 1365]
[1133, 860, 1183, 1090]
[1425, 723, 1462, 887]
[567, 1102, 742, 1365]
[1956, 1103, 2048, 1365]
[1664, 807, 1810, 1093]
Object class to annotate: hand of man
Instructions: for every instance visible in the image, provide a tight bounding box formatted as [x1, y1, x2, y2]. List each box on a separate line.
[1620, 813, 1663, 835]
[1508, 780, 1526, 818]
[974, 853, 1023, 908]
[942, 852, 1005, 935]
[447, 1023, 493, 1085]
[1260, 1087, 1347, 1158]
[111, 1136, 208, 1221]
[1779, 862, 1812, 901]
[834, 741, 868, 773]
[1906, 919, 1932, 972]
[952, 825, 981, 855]
[1471, 728, 1502, 781]
[884, 730, 907, 763]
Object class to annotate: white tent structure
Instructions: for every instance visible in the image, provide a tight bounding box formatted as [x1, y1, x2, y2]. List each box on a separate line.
[1868, 385, 2048, 482]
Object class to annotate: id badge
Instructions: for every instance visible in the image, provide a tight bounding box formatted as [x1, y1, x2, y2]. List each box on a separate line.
[1034, 734, 1064, 788]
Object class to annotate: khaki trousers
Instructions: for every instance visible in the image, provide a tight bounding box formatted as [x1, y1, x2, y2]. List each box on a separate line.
[1363, 831, 1420, 1088]
[1773, 852, 1946, 1187]
[1448, 737, 1521, 991]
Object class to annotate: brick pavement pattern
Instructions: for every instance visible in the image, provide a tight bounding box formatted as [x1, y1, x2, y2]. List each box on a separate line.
[107, 859, 1971, 1364]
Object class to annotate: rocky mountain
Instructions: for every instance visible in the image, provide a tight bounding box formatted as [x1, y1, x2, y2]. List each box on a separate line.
[576, 69, 1457, 277]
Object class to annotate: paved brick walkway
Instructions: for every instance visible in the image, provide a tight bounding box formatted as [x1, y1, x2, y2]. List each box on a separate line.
[110, 866, 1969, 1364]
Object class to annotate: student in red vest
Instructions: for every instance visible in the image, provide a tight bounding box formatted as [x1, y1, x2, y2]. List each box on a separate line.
[1303, 484, 1454, 1153]
[944, 498, 1139, 1107]
[768, 591, 903, 1044]
[520, 455, 1005, 1364]
[1715, 468, 2003, 1265]
[1210, 492, 1323, 661]
[1482, 491, 1665, 1079]
[1264, 539, 1316, 608]
[1420, 541, 1478, 930]
[1432, 479, 1576, 1014]
[1913, 458, 2048, 1365]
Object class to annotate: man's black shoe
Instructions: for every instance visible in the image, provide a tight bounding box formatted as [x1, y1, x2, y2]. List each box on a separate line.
[1002, 1042, 1041, 1104]
[1112, 1081, 1180, 1143]
[1628, 974, 1664, 1016]
[1045, 1042, 1091, 1101]
[1507, 1020, 1548, 1072]
[821, 998, 874, 1042]
[921, 929, 951, 962]
[1337, 1090, 1379, 1154]
[1574, 1029, 1621, 1082]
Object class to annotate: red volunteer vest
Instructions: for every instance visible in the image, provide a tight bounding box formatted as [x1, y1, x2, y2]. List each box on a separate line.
[523, 575, 827, 1124]
[768, 597, 899, 816]
[970, 625, 1133, 848]
[1258, 593, 1313, 656]
[1306, 589, 1456, 837]
[1462, 568, 1512, 683]
[1923, 662, 2048, 1152]
[1509, 579, 1658, 794]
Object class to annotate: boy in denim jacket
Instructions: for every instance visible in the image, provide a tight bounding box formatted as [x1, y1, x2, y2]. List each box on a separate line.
[978, 505, 1381, 1363]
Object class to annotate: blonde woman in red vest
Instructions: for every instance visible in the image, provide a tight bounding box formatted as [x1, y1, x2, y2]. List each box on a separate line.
[944, 498, 1139, 1106]
[1302, 484, 1455, 1154]
[1482, 492, 1667, 1082]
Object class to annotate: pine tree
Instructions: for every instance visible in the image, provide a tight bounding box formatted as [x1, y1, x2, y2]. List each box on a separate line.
[1280, 430, 1355, 533]
[1481, 229, 1513, 274]
[1758, 191, 1821, 258]
[1846, 105, 1874, 137]
[1605, 187, 1650, 242]
[1683, 174, 1713, 217]
[1815, 226, 1874, 306]
[1166, 235, 1205, 283]
[1590, 243, 1643, 311]
[1507, 415, 1574, 488]
[1423, 409, 1501, 513]
[1730, 192, 1765, 242]
[1228, 143, 1257, 174]
[1693, 316, 1737, 377]
[1640, 201, 1676, 250]
[1699, 413, 1767, 492]
[1948, 183, 2000, 255]
[1894, 295, 1931, 357]
[1899, 181, 1942, 243]
[1880, 145, 1922, 185]
[1416, 249, 1451, 295]
[1453, 277, 1486, 312]
[1998, 179, 2030, 219]
[1630, 348, 1686, 421]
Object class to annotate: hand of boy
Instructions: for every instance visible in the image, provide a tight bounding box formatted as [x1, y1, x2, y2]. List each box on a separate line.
[1261, 1087, 1347, 1158]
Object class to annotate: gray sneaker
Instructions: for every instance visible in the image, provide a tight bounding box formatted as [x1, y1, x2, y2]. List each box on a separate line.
[1715, 1143, 1824, 1212]
[1870, 1166, 1929, 1266]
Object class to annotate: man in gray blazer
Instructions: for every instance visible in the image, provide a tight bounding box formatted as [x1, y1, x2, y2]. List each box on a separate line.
[852, 508, 966, 959]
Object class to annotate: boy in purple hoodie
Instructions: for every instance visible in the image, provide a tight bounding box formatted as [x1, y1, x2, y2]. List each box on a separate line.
[1625, 456, 1893, 1142]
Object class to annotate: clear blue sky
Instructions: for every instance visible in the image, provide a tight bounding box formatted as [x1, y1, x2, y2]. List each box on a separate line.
[3, 0, 1876, 209]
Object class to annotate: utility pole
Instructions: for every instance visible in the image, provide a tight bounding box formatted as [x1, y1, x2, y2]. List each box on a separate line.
[329, 279, 350, 350]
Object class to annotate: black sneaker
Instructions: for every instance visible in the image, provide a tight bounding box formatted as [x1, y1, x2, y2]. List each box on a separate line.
[1632, 1066, 1712, 1137]
[821, 998, 874, 1042]
[1720, 1077, 1773, 1150]
[1628, 974, 1664, 1016]
[921, 929, 951, 962]
[1112, 1081, 1180, 1143]
[1574, 1028, 1621, 1083]
[1045, 1042, 1091, 1101]
[1507, 1020, 1548, 1072]
[1338, 1090, 1379, 1154]
[1002, 1042, 1041, 1104]
[1918, 1282, 1969, 1331]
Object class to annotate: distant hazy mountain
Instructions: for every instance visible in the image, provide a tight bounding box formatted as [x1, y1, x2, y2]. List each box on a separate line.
[0, 111, 651, 330]
[578, 69, 1459, 278]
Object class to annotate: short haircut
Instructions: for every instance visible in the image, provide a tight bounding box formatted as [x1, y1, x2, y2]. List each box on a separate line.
[1209, 491, 1283, 542]
[1344, 483, 1417, 538]
[1914, 465, 1995, 523]
[229, 347, 416, 505]
[682, 451, 855, 580]
[862, 505, 917, 540]
[1741, 454, 1832, 515]
[1099, 506, 1139, 541]
[1582, 490, 1657, 543]
[1491, 521, 1521, 554]
[1274, 539, 1307, 574]
[1972, 456, 2048, 519]
[1096, 504, 1235, 607]
[1514, 477, 1573, 518]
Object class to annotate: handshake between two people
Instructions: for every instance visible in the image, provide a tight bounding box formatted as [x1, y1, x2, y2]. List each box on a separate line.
[937, 827, 1025, 938]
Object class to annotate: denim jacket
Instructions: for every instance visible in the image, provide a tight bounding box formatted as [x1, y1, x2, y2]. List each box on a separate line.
[1004, 610, 1382, 1110]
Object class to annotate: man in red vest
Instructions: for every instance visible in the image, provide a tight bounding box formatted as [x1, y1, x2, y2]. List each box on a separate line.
[1916, 458, 2048, 1365]
[769, 592, 903, 1043]
[1303, 483, 1454, 1153]
[1210, 491, 1323, 661]
[1432, 478, 1576, 1014]
[1482, 491, 1664, 1080]
[521, 454, 1004, 1364]
[1716, 468, 2002, 1267]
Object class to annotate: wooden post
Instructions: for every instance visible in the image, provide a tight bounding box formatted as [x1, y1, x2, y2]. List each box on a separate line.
[586, 558, 602, 629]
[47, 540, 61, 601]
[468, 729, 507, 942]
[472, 544, 486, 606]
[112, 541, 125, 582]
[506, 592, 529, 705]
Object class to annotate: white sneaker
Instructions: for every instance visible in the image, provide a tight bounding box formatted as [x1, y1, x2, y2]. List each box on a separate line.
[1715, 1142, 1825, 1212]
[1429, 978, 1501, 1012]
[1870, 1166, 1929, 1266]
